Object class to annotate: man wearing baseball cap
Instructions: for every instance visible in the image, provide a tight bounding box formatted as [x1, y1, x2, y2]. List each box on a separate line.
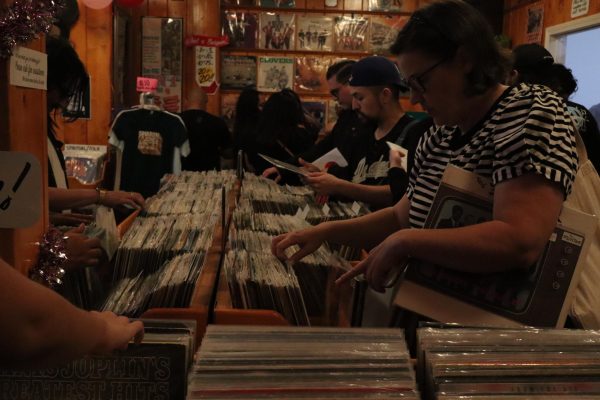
[506, 43, 554, 85]
[303, 56, 420, 209]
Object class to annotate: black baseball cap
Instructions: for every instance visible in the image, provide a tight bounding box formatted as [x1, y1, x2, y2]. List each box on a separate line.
[512, 43, 554, 72]
[348, 56, 406, 89]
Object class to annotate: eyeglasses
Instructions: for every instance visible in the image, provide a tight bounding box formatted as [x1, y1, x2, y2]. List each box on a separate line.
[400, 56, 450, 94]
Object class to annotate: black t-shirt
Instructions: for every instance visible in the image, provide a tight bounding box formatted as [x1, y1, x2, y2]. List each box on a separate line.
[110, 108, 188, 198]
[179, 109, 232, 172]
[346, 113, 415, 187]
[388, 117, 434, 203]
[567, 101, 600, 172]
[296, 109, 374, 179]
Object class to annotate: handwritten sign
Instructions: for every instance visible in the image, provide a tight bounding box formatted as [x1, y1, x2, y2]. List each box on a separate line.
[571, 0, 589, 17]
[136, 77, 158, 92]
[9, 47, 47, 90]
[195, 46, 218, 94]
[0, 152, 42, 228]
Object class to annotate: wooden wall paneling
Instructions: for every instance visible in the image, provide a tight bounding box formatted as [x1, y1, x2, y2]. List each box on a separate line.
[149, 0, 168, 17]
[305, 0, 325, 9]
[344, 0, 362, 11]
[0, 36, 48, 274]
[85, 6, 113, 145]
[503, 0, 600, 47]
[169, 0, 188, 109]
[123, 3, 147, 108]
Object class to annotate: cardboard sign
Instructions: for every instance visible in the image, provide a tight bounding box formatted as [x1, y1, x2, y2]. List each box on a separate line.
[136, 76, 158, 92]
[571, 0, 589, 17]
[9, 46, 47, 90]
[0, 152, 42, 228]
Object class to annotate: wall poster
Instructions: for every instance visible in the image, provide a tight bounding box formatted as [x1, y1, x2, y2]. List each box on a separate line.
[142, 17, 183, 113]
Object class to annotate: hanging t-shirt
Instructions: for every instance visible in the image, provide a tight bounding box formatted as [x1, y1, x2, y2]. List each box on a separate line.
[109, 108, 189, 198]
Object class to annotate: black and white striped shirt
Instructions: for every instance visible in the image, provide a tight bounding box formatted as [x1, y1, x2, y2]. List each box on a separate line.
[407, 83, 578, 229]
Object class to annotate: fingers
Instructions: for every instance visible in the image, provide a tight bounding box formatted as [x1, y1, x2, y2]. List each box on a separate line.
[271, 234, 287, 257]
[131, 321, 145, 344]
[131, 193, 145, 208]
[335, 259, 368, 286]
[65, 223, 86, 235]
[273, 234, 298, 260]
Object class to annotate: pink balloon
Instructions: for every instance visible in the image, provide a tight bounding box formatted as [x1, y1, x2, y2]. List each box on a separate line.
[81, 0, 113, 9]
[116, 0, 144, 6]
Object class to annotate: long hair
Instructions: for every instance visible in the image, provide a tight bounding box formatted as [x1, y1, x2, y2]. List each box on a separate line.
[46, 36, 88, 116]
[256, 91, 302, 145]
[233, 86, 261, 149]
[390, 0, 511, 96]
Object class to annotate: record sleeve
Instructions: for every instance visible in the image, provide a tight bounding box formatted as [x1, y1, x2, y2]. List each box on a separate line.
[259, 0, 295, 7]
[296, 15, 334, 52]
[295, 57, 331, 93]
[367, 0, 413, 11]
[222, 11, 258, 49]
[369, 15, 409, 56]
[259, 12, 296, 50]
[257, 56, 294, 92]
[221, 55, 257, 89]
[394, 165, 597, 328]
[333, 16, 369, 53]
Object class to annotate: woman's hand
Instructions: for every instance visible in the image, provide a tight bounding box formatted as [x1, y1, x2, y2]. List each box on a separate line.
[101, 190, 145, 210]
[336, 230, 409, 292]
[90, 311, 144, 353]
[271, 227, 326, 263]
[63, 224, 104, 270]
[303, 172, 344, 196]
[389, 149, 406, 170]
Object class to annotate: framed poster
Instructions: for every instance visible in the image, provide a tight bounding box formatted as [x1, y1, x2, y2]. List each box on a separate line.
[142, 17, 183, 113]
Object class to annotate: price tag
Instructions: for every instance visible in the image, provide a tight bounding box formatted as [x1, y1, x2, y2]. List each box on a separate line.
[322, 203, 330, 216]
[136, 76, 158, 92]
[294, 207, 303, 219]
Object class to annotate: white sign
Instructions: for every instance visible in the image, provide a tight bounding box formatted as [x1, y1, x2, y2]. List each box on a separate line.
[0, 152, 42, 228]
[9, 47, 47, 90]
[571, 0, 589, 17]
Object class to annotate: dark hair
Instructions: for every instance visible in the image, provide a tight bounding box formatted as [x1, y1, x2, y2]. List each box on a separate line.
[326, 59, 355, 83]
[233, 86, 261, 149]
[390, 0, 511, 96]
[256, 91, 302, 145]
[46, 35, 88, 115]
[549, 63, 578, 99]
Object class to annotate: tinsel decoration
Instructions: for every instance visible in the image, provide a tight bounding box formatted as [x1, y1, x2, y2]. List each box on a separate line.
[29, 227, 67, 289]
[0, 0, 65, 59]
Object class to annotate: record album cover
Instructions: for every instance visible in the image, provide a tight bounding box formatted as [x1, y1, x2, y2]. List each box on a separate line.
[259, 0, 295, 7]
[295, 57, 331, 93]
[333, 16, 369, 53]
[302, 100, 327, 134]
[296, 15, 334, 51]
[370, 15, 408, 56]
[394, 165, 597, 328]
[259, 12, 296, 50]
[222, 11, 259, 49]
[257, 56, 294, 92]
[367, 0, 413, 11]
[221, 55, 257, 89]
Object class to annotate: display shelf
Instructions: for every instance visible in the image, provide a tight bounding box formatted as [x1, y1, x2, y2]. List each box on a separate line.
[220, 5, 412, 16]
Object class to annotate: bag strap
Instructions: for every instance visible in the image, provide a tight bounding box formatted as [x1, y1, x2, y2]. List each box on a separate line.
[395, 117, 420, 146]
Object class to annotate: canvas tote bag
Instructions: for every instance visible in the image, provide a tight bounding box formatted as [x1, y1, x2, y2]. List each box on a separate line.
[566, 131, 600, 328]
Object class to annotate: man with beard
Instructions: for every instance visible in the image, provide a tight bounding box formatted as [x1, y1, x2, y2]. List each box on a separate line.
[303, 56, 416, 209]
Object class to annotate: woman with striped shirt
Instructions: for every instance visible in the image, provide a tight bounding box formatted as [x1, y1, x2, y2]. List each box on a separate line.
[272, 0, 577, 296]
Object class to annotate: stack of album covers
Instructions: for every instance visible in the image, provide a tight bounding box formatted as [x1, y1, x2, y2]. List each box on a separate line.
[105, 171, 234, 316]
[187, 325, 419, 399]
[223, 174, 369, 324]
[418, 326, 600, 399]
[0, 319, 196, 400]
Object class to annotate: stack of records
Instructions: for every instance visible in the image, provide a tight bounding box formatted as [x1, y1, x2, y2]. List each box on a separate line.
[418, 326, 600, 399]
[0, 319, 196, 400]
[187, 325, 419, 399]
[104, 171, 234, 316]
[226, 174, 364, 325]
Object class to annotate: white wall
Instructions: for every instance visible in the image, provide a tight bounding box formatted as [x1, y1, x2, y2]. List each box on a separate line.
[565, 26, 600, 108]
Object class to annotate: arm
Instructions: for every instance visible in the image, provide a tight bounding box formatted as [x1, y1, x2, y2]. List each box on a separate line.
[338, 174, 564, 291]
[271, 196, 410, 262]
[49, 187, 145, 212]
[304, 172, 393, 208]
[0, 258, 144, 368]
